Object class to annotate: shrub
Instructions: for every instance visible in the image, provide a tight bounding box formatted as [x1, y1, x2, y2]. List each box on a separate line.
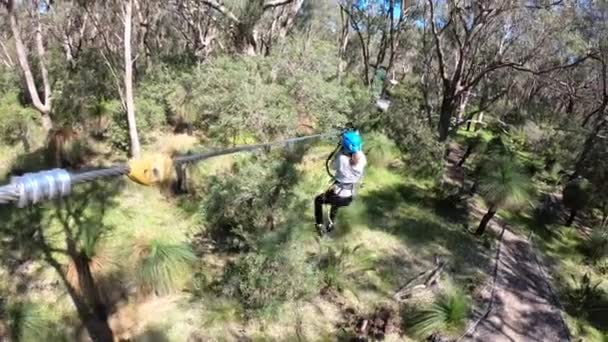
[202, 152, 303, 249]
[316, 242, 371, 292]
[378, 78, 443, 178]
[168, 57, 298, 143]
[135, 96, 166, 133]
[408, 288, 470, 338]
[271, 38, 355, 129]
[363, 132, 399, 167]
[584, 228, 608, 263]
[0, 91, 37, 146]
[221, 250, 318, 314]
[564, 273, 603, 318]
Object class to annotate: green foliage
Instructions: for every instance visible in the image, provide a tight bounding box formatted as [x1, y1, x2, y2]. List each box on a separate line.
[272, 38, 356, 128]
[563, 178, 592, 212]
[478, 155, 532, 210]
[103, 100, 131, 151]
[7, 301, 66, 342]
[408, 288, 470, 338]
[0, 91, 38, 145]
[95, 94, 164, 150]
[135, 96, 166, 132]
[0, 68, 19, 94]
[363, 132, 400, 167]
[221, 250, 318, 314]
[484, 135, 510, 156]
[529, 125, 582, 172]
[52, 50, 117, 126]
[564, 273, 603, 318]
[202, 153, 301, 249]
[584, 228, 608, 263]
[316, 242, 371, 292]
[179, 56, 297, 142]
[379, 79, 444, 179]
[131, 238, 196, 295]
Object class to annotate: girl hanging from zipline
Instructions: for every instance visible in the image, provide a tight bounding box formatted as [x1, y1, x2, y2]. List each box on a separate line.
[315, 130, 367, 236]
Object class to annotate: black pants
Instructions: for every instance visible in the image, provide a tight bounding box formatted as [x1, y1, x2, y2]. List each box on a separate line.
[314, 189, 353, 225]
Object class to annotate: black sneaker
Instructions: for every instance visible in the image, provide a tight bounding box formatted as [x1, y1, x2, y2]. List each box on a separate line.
[326, 217, 335, 233]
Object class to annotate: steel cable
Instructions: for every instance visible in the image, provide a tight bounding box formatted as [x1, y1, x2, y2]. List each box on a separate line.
[0, 132, 336, 207]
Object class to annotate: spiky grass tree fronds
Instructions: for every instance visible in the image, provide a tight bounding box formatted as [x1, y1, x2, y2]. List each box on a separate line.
[131, 237, 196, 295]
[317, 242, 372, 293]
[7, 301, 65, 342]
[475, 156, 532, 235]
[409, 288, 470, 339]
[65, 223, 114, 293]
[65, 247, 114, 293]
[586, 228, 608, 262]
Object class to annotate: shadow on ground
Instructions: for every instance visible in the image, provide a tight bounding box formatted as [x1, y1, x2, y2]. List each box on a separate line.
[358, 182, 491, 290]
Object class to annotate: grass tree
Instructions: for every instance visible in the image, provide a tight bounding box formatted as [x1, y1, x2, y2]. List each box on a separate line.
[562, 178, 592, 227]
[458, 134, 484, 167]
[475, 156, 532, 236]
[6, 301, 68, 342]
[130, 237, 196, 295]
[409, 288, 470, 338]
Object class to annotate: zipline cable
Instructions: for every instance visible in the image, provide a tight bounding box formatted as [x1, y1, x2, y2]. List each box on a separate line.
[0, 132, 338, 207]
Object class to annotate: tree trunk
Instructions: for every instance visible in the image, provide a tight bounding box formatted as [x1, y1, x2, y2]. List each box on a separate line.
[73, 253, 108, 320]
[41, 242, 114, 342]
[124, 0, 141, 158]
[66, 254, 113, 342]
[456, 90, 470, 123]
[8, 0, 53, 132]
[438, 96, 456, 142]
[566, 209, 577, 227]
[475, 205, 497, 236]
[337, 6, 350, 81]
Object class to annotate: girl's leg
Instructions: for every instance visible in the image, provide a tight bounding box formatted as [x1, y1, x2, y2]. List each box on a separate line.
[328, 196, 353, 229]
[314, 193, 327, 225]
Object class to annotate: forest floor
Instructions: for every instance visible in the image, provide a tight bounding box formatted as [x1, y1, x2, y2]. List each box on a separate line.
[444, 143, 571, 342]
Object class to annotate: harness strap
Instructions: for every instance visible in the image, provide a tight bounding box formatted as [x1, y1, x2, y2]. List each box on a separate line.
[334, 181, 354, 191]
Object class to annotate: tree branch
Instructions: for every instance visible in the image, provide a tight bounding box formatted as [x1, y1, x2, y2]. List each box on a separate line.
[428, 0, 449, 84]
[7, 0, 51, 117]
[340, 3, 370, 86]
[263, 0, 295, 10]
[0, 40, 13, 67]
[35, 14, 51, 109]
[200, 0, 239, 23]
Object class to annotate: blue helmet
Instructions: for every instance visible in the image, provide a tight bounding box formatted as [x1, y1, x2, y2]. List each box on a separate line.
[341, 130, 362, 154]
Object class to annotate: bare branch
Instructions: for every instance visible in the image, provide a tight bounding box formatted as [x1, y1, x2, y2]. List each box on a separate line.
[0, 39, 14, 67]
[35, 14, 51, 109]
[8, 0, 51, 117]
[263, 0, 295, 10]
[200, 0, 239, 23]
[428, 0, 449, 84]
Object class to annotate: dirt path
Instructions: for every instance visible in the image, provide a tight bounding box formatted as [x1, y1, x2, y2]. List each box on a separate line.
[445, 143, 570, 342]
